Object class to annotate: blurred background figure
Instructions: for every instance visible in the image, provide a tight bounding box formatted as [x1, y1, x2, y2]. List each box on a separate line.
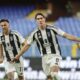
[0, 19, 25, 80]
[71, 43, 80, 58]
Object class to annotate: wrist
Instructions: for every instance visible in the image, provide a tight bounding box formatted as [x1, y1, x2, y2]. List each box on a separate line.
[15, 55, 19, 60]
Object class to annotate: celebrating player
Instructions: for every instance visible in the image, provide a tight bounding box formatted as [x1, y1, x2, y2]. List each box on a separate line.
[12, 13, 80, 80]
[0, 19, 25, 80]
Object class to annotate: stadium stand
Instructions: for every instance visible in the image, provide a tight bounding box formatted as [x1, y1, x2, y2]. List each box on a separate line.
[54, 17, 80, 57]
[0, 6, 80, 57]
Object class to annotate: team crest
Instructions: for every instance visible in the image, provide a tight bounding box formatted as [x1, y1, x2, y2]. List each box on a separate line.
[38, 32, 42, 38]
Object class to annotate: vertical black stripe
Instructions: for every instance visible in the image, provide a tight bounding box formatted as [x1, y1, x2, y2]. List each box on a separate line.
[36, 41, 41, 53]
[15, 35, 21, 49]
[9, 34, 17, 57]
[54, 35, 61, 55]
[9, 34, 20, 62]
[46, 28, 56, 53]
[52, 29, 61, 55]
[33, 33, 35, 41]
[1, 36, 11, 61]
[33, 33, 41, 53]
[37, 30, 46, 55]
[15, 34, 21, 62]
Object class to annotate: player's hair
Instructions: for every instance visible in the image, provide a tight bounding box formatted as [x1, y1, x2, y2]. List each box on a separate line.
[0, 19, 9, 23]
[35, 13, 46, 19]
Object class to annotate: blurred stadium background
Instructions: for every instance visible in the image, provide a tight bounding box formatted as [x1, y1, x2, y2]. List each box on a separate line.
[0, 0, 80, 80]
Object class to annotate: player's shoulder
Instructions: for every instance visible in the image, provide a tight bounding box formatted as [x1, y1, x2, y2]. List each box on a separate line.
[10, 30, 18, 33]
[31, 28, 39, 35]
[10, 30, 21, 36]
[0, 33, 2, 36]
[46, 24, 57, 30]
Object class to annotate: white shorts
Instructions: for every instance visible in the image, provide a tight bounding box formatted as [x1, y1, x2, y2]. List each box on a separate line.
[4, 58, 24, 76]
[42, 54, 62, 76]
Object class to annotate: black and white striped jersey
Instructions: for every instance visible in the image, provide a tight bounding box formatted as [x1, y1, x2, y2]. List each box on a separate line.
[27, 25, 65, 56]
[0, 30, 25, 61]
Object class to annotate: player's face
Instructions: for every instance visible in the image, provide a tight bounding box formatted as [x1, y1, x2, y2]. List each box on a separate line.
[36, 15, 46, 28]
[0, 21, 9, 34]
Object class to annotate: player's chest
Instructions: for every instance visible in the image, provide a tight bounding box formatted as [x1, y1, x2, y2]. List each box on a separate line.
[1, 35, 13, 42]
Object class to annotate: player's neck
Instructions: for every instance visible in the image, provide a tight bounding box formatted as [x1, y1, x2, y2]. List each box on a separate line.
[39, 24, 47, 30]
[3, 29, 10, 35]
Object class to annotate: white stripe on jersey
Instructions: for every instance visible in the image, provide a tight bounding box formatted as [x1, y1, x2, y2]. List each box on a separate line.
[13, 31, 25, 44]
[51, 30, 60, 55]
[41, 30, 51, 54]
[35, 32, 43, 56]
[13, 35, 20, 54]
[5, 35, 14, 59]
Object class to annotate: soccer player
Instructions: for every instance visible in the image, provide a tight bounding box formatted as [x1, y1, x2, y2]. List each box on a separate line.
[0, 19, 25, 80]
[12, 13, 80, 80]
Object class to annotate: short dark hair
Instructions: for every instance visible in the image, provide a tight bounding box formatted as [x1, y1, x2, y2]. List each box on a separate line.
[0, 19, 9, 23]
[35, 13, 46, 19]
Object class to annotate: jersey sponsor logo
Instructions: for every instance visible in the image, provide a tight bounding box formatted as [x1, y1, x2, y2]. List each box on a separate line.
[38, 32, 42, 38]
[43, 39, 51, 47]
[6, 43, 13, 51]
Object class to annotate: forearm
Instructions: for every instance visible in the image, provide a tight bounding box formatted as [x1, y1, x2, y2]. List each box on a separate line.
[16, 43, 30, 59]
[63, 33, 80, 42]
[0, 57, 4, 63]
[67, 35, 80, 41]
[0, 44, 3, 63]
[0, 51, 3, 63]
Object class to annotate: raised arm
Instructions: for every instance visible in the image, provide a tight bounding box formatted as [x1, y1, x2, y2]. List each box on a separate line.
[51, 26, 80, 42]
[63, 33, 80, 42]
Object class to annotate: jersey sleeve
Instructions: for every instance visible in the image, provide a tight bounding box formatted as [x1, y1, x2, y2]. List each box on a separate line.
[14, 31, 25, 44]
[26, 31, 34, 45]
[52, 26, 65, 36]
[19, 34, 25, 44]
